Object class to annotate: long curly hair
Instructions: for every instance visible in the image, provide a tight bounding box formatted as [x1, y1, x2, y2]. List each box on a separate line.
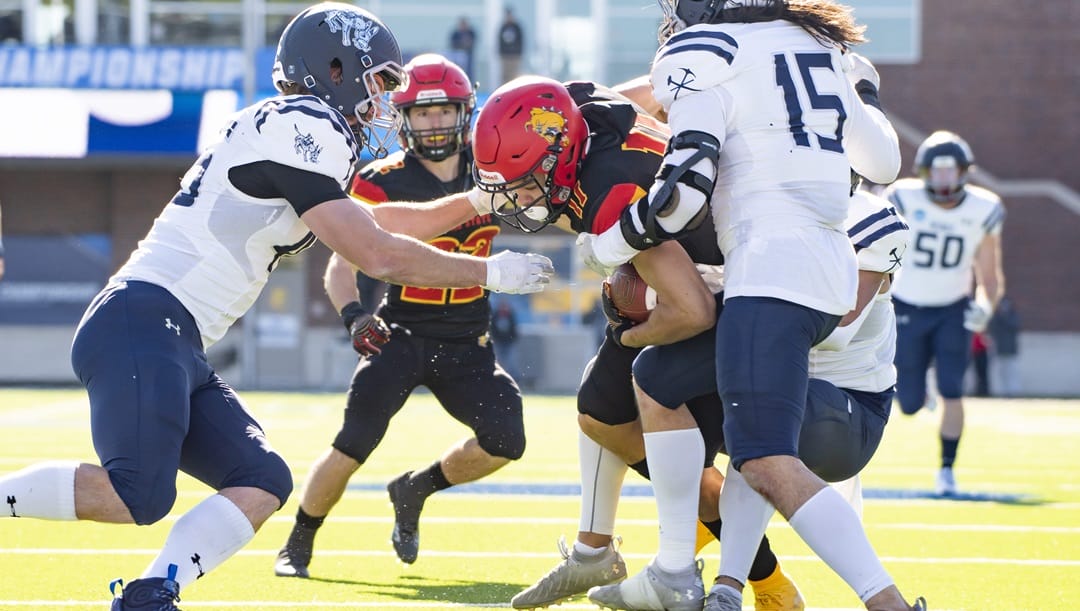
[713, 0, 866, 50]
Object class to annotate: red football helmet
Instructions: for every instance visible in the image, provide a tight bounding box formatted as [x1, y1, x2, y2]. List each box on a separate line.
[391, 53, 475, 162]
[472, 76, 588, 232]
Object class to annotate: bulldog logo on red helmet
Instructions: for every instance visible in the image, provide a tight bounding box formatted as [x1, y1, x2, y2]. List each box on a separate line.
[525, 107, 570, 149]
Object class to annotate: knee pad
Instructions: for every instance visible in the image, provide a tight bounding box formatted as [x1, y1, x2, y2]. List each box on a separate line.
[798, 418, 862, 482]
[896, 389, 924, 415]
[218, 450, 294, 509]
[109, 468, 177, 525]
[332, 409, 390, 464]
[478, 424, 526, 461]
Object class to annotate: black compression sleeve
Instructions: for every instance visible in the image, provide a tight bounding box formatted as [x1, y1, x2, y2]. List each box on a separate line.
[229, 160, 348, 216]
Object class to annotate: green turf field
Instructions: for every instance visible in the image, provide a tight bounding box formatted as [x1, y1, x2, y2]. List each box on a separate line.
[1, 388, 1078, 610]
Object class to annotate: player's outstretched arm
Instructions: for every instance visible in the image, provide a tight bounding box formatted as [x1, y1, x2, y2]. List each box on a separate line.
[305, 197, 552, 294]
[368, 190, 482, 241]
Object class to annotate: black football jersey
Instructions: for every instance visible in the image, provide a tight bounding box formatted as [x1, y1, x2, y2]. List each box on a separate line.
[563, 81, 723, 265]
[349, 151, 498, 340]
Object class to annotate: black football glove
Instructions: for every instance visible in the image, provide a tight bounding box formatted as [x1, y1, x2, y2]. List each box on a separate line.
[601, 281, 636, 349]
[340, 301, 391, 357]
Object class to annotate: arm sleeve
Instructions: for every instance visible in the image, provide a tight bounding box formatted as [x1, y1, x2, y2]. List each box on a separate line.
[229, 161, 348, 216]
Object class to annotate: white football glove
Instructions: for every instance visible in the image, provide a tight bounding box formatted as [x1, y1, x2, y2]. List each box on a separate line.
[484, 251, 555, 294]
[695, 264, 725, 294]
[576, 228, 641, 277]
[842, 51, 881, 91]
[963, 298, 994, 333]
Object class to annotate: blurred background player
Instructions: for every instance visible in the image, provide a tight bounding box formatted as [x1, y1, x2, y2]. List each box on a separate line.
[0, 5, 553, 610]
[275, 54, 528, 576]
[469, 76, 801, 611]
[886, 130, 1006, 496]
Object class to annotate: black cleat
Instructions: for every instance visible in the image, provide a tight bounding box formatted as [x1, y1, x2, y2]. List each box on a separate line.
[387, 471, 426, 564]
[109, 566, 182, 611]
[274, 523, 317, 578]
[274, 547, 311, 578]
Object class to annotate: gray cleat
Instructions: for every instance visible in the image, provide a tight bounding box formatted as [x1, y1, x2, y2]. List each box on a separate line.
[511, 536, 627, 609]
[587, 558, 704, 611]
[702, 583, 742, 611]
[912, 596, 928, 611]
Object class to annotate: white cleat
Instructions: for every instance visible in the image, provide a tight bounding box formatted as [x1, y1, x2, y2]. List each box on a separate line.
[702, 583, 743, 611]
[935, 467, 957, 496]
[587, 558, 704, 611]
[511, 536, 627, 609]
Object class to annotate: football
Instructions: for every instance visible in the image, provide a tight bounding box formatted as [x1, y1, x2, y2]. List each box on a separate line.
[604, 263, 654, 323]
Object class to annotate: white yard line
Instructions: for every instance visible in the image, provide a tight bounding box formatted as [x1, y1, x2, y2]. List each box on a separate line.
[1, 547, 1076, 566]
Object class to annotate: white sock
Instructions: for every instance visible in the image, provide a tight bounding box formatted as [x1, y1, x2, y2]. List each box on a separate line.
[643, 428, 704, 572]
[717, 464, 774, 585]
[577, 430, 627, 537]
[788, 487, 894, 602]
[142, 494, 255, 589]
[0, 461, 78, 520]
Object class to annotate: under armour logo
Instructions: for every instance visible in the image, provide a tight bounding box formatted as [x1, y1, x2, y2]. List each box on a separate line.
[6, 495, 17, 517]
[667, 68, 701, 100]
[165, 318, 181, 335]
[191, 553, 205, 579]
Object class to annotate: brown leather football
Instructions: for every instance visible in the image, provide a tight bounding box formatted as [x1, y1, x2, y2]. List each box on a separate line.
[604, 263, 652, 323]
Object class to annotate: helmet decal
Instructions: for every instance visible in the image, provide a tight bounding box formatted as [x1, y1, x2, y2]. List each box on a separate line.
[525, 107, 571, 149]
[325, 10, 380, 52]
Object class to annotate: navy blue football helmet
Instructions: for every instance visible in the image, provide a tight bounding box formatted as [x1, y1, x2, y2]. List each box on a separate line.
[273, 2, 407, 157]
[657, 0, 780, 41]
[914, 130, 975, 203]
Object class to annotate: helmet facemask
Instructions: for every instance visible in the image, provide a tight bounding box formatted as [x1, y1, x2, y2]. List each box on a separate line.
[351, 64, 407, 158]
[400, 102, 470, 162]
[474, 153, 569, 233]
[914, 131, 974, 204]
[923, 156, 967, 203]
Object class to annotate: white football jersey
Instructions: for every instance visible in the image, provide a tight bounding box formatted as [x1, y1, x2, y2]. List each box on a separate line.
[112, 95, 357, 346]
[810, 191, 909, 392]
[651, 21, 899, 315]
[887, 178, 1004, 306]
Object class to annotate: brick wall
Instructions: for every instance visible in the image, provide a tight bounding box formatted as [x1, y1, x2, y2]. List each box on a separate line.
[876, 0, 1080, 330]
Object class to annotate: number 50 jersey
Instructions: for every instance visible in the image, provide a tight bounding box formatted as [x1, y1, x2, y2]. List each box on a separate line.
[112, 95, 358, 347]
[886, 178, 1004, 307]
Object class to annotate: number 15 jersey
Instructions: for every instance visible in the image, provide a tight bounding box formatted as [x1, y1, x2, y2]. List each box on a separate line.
[650, 20, 900, 316]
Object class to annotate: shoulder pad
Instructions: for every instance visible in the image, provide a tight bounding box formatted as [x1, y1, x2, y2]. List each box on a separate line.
[848, 191, 910, 274]
[250, 95, 357, 187]
[966, 185, 1005, 233]
[651, 24, 738, 109]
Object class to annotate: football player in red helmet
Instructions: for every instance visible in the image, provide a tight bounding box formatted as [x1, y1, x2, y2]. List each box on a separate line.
[469, 76, 810, 611]
[392, 53, 476, 162]
[472, 76, 589, 232]
[275, 53, 529, 577]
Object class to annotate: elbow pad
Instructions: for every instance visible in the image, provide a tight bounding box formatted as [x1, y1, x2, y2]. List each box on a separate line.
[620, 130, 720, 250]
